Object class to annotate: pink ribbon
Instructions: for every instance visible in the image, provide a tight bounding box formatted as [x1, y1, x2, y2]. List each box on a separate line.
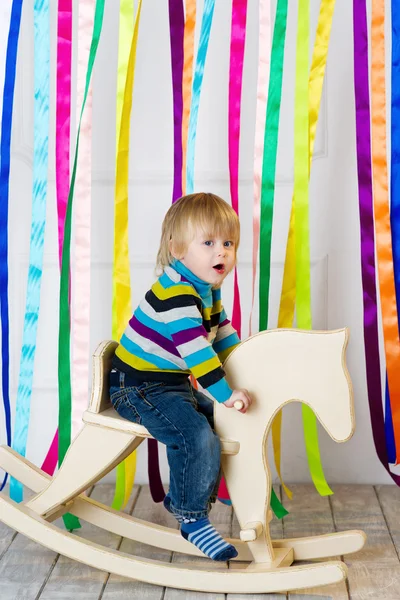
[218, 0, 248, 502]
[249, 0, 271, 335]
[71, 0, 95, 441]
[228, 0, 248, 337]
[41, 0, 72, 475]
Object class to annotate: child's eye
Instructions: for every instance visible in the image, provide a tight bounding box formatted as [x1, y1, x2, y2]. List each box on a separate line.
[204, 240, 214, 246]
[224, 241, 234, 247]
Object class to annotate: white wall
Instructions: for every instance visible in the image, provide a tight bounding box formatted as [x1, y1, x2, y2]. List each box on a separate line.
[1, 0, 394, 488]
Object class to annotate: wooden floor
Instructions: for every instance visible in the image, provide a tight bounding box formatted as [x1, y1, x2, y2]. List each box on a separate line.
[1, 483, 400, 599]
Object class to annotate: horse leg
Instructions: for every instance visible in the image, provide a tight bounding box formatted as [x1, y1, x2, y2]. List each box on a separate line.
[25, 423, 143, 519]
[221, 428, 275, 563]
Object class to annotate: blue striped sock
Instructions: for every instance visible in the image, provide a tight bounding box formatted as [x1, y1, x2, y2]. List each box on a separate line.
[181, 517, 238, 561]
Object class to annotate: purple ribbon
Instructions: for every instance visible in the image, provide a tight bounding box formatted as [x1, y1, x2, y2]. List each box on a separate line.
[353, 0, 400, 484]
[169, 0, 184, 202]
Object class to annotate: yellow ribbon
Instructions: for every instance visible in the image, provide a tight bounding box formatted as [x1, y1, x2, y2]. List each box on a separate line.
[115, 1, 134, 154]
[112, 0, 143, 510]
[272, 0, 336, 498]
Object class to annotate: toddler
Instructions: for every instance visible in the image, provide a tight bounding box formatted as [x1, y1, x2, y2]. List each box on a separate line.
[109, 192, 252, 561]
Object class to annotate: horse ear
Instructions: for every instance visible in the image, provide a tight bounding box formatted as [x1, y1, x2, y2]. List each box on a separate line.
[333, 327, 349, 365]
[325, 327, 354, 443]
[334, 327, 349, 344]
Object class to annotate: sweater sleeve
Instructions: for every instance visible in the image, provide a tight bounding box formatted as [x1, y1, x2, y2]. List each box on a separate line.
[165, 296, 233, 403]
[212, 308, 241, 363]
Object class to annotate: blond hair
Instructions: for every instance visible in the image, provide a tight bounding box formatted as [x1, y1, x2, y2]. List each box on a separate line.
[156, 192, 240, 273]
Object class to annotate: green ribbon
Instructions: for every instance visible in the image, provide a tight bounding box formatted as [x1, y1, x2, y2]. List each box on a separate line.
[58, 0, 106, 530]
[258, 0, 289, 519]
[270, 486, 288, 519]
[259, 0, 288, 331]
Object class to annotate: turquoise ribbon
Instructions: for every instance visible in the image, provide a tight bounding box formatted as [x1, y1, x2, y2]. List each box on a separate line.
[0, 0, 24, 492]
[10, 0, 50, 502]
[186, 0, 215, 193]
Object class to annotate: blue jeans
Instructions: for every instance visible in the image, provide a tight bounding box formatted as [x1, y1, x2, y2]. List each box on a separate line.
[109, 370, 222, 519]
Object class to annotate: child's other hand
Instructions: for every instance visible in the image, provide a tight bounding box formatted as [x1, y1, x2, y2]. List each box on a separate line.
[223, 389, 252, 413]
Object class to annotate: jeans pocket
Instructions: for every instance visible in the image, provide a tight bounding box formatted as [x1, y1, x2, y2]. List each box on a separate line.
[110, 387, 127, 407]
[135, 381, 167, 408]
[110, 388, 142, 425]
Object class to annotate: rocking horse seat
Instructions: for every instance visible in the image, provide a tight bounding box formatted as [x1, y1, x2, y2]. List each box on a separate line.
[82, 406, 240, 455]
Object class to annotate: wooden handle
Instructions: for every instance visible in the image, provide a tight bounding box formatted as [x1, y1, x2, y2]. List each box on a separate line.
[239, 521, 263, 542]
[234, 400, 244, 411]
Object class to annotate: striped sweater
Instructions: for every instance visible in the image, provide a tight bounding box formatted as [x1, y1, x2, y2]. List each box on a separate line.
[112, 260, 241, 403]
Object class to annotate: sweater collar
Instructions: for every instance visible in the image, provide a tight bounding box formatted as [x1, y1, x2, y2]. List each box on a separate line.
[170, 260, 212, 299]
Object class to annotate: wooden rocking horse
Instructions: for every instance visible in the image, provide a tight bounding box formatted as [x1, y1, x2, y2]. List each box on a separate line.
[0, 328, 366, 594]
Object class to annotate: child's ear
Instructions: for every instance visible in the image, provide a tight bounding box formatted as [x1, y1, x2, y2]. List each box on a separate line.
[169, 239, 182, 260]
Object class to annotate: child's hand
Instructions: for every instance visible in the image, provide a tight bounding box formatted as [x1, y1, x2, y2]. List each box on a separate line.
[223, 389, 252, 413]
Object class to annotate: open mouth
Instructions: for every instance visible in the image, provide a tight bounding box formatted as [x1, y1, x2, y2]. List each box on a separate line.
[213, 263, 225, 274]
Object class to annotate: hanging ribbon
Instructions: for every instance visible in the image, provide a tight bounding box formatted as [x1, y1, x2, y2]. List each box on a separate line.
[55, 0, 72, 271]
[58, 0, 107, 529]
[294, 0, 333, 497]
[215, 0, 248, 505]
[147, 437, 165, 502]
[0, 0, 17, 492]
[228, 0, 247, 338]
[253, 0, 290, 519]
[256, 0, 291, 512]
[181, 0, 196, 194]
[112, 0, 138, 508]
[40, 0, 73, 478]
[388, 0, 400, 463]
[112, 0, 143, 511]
[146, 0, 185, 504]
[71, 0, 97, 449]
[112, 2, 133, 343]
[258, 0, 288, 333]
[10, 0, 50, 502]
[169, 0, 184, 202]
[385, 376, 395, 462]
[116, 0, 134, 140]
[353, 0, 400, 485]
[248, 0, 271, 337]
[371, 0, 400, 465]
[259, 0, 290, 517]
[272, 0, 337, 500]
[0, 3, 13, 139]
[294, 0, 311, 329]
[186, 0, 215, 194]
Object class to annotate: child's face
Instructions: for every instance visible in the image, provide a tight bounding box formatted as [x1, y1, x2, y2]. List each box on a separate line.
[176, 228, 236, 286]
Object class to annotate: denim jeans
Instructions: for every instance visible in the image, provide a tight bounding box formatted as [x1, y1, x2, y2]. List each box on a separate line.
[109, 369, 222, 519]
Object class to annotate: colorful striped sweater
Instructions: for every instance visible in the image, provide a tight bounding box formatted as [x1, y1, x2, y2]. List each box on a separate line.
[112, 260, 241, 403]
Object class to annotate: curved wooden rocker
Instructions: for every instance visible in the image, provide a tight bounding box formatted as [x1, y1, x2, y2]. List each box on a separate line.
[0, 328, 366, 594]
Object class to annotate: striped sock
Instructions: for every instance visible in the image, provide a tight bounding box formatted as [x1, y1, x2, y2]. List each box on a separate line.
[181, 517, 238, 561]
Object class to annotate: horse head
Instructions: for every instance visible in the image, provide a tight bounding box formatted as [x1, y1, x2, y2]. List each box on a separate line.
[216, 328, 354, 445]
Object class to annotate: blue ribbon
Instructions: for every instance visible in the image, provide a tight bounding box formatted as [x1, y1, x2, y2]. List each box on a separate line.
[385, 377, 396, 463]
[0, 0, 24, 492]
[186, 0, 215, 194]
[387, 0, 400, 464]
[10, 0, 50, 502]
